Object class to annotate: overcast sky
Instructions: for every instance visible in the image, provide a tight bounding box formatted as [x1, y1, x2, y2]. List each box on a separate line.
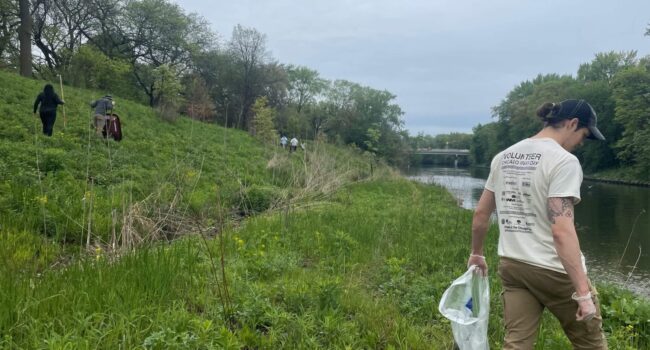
[173, 0, 650, 136]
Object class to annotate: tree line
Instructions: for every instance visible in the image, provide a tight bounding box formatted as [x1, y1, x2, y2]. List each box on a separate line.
[7, 0, 647, 174]
[471, 44, 650, 179]
[2, 0, 410, 164]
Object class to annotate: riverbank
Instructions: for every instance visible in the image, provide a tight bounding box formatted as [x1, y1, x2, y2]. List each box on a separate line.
[584, 174, 650, 187]
[2, 178, 649, 348]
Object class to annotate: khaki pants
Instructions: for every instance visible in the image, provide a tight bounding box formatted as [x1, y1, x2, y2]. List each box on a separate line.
[94, 114, 107, 134]
[498, 258, 607, 350]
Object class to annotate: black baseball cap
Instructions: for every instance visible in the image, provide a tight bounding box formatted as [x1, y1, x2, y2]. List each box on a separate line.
[554, 99, 605, 141]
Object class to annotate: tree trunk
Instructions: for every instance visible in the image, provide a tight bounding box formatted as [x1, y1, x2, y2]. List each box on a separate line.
[18, 0, 32, 77]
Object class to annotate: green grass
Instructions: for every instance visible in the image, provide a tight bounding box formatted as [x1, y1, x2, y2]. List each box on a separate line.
[0, 70, 374, 251]
[1, 70, 648, 348]
[2, 179, 648, 348]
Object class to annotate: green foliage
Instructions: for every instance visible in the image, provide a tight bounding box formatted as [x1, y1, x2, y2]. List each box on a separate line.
[612, 66, 650, 178]
[183, 75, 216, 122]
[65, 45, 138, 100]
[473, 51, 650, 180]
[153, 64, 184, 121]
[240, 185, 281, 214]
[577, 51, 638, 84]
[598, 285, 650, 349]
[470, 123, 500, 166]
[324, 79, 407, 164]
[0, 70, 270, 243]
[286, 65, 326, 113]
[251, 96, 278, 145]
[2, 0, 412, 166]
[1, 172, 648, 348]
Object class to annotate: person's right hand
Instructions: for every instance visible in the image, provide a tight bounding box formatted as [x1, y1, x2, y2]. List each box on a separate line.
[467, 254, 488, 276]
[576, 298, 596, 321]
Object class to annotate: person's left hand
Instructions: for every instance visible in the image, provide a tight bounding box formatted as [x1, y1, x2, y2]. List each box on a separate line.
[576, 298, 597, 321]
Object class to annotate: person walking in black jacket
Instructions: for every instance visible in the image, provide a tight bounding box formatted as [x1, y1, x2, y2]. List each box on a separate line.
[33, 84, 65, 136]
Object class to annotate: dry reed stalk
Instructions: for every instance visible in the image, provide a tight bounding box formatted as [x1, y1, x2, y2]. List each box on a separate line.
[624, 246, 643, 287]
[618, 209, 646, 268]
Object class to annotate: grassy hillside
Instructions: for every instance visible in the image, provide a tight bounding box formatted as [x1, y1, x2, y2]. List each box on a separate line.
[1, 71, 648, 349]
[2, 178, 648, 349]
[0, 70, 375, 264]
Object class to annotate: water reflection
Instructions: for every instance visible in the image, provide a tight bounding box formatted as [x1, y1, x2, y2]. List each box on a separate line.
[406, 166, 649, 298]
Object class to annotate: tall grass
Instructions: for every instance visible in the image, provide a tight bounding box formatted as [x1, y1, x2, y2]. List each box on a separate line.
[1, 70, 377, 255]
[3, 178, 648, 348]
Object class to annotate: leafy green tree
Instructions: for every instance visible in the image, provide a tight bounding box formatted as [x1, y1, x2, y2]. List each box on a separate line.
[123, 0, 214, 106]
[66, 45, 137, 97]
[286, 65, 326, 113]
[322, 80, 405, 163]
[251, 96, 278, 145]
[31, 0, 98, 73]
[79, 0, 129, 59]
[612, 66, 650, 178]
[577, 51, 637, 84]
[192, 49, 236, 126]
[0, 0, 18, 64]
[493, 74, 577, 147]
[470, 123, 499, 166]
[183, 74, 216, 122]
[228, 24, 268, 130]
[571, 80, 621, 173]
[259, 61, 289, 109]
[153, 64, 184, 121]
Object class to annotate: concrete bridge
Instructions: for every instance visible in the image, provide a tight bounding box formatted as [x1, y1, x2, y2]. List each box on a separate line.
[414, 148, 470, 156]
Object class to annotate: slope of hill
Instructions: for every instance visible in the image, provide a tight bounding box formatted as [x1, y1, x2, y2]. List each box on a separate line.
[2, 71, 648, 349]
[0, 70, 374, 262]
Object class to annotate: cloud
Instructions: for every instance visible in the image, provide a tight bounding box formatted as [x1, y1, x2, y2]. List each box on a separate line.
[174, 0, 650, 136]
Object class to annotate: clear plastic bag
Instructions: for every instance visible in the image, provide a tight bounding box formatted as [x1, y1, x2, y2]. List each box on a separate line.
[438, 265, 490, 350]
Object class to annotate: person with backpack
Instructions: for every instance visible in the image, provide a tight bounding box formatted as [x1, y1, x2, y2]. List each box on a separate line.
[91, 95, 114, 136]
[33, 84, 65, 137]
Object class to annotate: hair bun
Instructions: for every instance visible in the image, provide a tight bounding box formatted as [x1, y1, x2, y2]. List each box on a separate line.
[536, 102, 557, 121]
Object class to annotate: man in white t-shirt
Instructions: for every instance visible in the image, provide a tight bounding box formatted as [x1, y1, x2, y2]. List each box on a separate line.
[280, 135, 288, 149]
[290, 137, 298, 152]
[468, 99, 607, 349]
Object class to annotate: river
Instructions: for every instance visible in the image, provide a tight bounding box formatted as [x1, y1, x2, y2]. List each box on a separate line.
[407, 166, 650, 298]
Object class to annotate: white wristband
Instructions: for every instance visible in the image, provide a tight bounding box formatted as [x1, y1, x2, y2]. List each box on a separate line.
[571, 292, 592, 301]
[470, 254, 485, 259]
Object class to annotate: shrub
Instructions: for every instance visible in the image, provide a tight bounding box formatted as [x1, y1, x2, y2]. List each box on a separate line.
[240, 185, 281, 214]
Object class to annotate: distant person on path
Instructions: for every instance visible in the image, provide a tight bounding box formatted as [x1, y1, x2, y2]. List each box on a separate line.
[280, 135, 288, 149]
[289, 137, 298, 152]
[468, 99, 607, 349]
[91, 95, 114, 136]
[33, 84, 64, 137]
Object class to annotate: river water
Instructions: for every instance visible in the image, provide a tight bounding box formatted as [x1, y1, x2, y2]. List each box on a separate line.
[407, 166, 650, 298]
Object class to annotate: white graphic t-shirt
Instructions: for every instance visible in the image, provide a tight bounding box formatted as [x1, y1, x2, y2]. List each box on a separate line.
[485, 138, 585, 274]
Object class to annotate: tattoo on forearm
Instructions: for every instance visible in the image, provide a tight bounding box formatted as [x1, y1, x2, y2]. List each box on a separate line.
[547, 197, 574, 224]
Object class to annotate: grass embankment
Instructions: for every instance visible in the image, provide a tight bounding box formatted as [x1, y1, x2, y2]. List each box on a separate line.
[0, 69, 373, 261]
[1, 71, 649, 348]
[586, 167, 650, 186]
[2, 179, 649, 348]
